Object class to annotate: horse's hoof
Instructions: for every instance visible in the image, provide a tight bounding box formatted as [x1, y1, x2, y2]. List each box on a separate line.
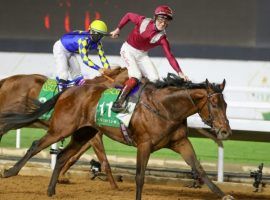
[47, 189, 55, 197]
[0, 169, 11, 178]
[0, 169, 4, 178]
[222, 195, 234, 200]
[115, 175, 123, 182]
[111, 185, 119, 190]
[57, 177, 70, 184]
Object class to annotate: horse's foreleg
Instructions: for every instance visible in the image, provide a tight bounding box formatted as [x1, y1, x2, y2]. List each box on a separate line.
[59, 132, 118, 189]
[91, 133, 118, 189]
[47, 129, 97, 197]
[135, 142, 151, 200]
[170, 137, 226, 198]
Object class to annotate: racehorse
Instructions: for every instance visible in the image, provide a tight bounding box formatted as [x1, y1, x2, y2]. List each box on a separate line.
[0, 67, 128, 188]
[0, 74, 233, 200]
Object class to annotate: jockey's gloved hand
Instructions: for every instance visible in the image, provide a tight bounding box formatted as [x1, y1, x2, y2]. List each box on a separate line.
[178, 72, 189, 82]
[110, 28, 120, 38]
[98, 68, 106, 75]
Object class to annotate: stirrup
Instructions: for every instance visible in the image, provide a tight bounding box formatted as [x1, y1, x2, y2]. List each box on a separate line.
[111, 102, 126, 113]
[57, 82, 68, 92]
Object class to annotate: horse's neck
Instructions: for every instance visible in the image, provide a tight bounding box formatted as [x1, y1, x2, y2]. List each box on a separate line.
[188, 88, 208, 114]
[148, 87, 207, 121]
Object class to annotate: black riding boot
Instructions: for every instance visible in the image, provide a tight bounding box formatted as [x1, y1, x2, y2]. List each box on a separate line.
[112, 77, 139, 113]
[111, 85, 132, 113]
[57, 79, 68, 92]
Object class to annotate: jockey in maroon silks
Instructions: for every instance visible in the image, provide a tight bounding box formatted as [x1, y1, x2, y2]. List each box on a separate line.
[110, 5, 189, 112]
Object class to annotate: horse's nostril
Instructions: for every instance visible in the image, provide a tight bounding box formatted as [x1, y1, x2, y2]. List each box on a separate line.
[221, 129, 231, 138]
[221, 131, 227, 136]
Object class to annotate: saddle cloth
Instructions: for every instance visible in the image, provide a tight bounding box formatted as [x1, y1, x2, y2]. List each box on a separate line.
[95, 87, 138, 128]
[38, 79, 59, 120]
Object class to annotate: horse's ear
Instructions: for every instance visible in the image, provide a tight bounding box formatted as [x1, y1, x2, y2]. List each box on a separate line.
[219, 79, 226, 91]
[205, 79, 210, 88]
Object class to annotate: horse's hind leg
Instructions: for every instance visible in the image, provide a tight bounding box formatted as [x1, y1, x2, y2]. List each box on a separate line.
[59, 132, 118, 189]
[1, 131, 63, 178]
[170, 137, 227, 198]
[58, 141, 91, 179]
[47, 127, 97, 196]
[91, 133, 118, 189]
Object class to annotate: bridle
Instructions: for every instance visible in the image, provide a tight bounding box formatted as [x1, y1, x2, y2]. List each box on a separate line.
[185, 89, 223, 128]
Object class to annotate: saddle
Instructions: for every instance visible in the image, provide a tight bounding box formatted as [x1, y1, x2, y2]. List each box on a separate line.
[95, 83, 146, 145]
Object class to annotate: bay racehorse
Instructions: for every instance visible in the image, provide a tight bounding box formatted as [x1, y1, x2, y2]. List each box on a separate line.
[0, 67, 128, 188]
[0, 74, 233, 200]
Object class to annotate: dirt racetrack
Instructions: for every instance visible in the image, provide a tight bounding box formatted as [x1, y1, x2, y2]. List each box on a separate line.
[0, 174, 270, 200]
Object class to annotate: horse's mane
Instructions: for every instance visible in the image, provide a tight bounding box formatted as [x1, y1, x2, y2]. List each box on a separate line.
[154, 73, 222, 93]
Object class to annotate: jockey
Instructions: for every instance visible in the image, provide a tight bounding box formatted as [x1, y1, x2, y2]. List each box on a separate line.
[110, 5, 189, 112]
[53, 20, 110, 91]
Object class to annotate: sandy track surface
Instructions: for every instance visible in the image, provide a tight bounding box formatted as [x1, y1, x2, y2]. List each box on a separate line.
[0, 174, 270, 200]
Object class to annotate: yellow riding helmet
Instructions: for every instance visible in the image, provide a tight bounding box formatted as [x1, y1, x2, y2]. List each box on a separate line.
[89, 20, 108, 34]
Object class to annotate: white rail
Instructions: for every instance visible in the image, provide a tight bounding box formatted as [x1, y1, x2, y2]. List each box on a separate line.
[228, 101, 270, 109]
[226, 86, 270, 93]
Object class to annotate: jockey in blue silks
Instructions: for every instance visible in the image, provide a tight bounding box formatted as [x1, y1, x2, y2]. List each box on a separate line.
[53, 20, 110, 91]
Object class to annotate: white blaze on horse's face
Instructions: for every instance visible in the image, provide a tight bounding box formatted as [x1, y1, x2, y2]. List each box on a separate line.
[203, 79, 232, 140]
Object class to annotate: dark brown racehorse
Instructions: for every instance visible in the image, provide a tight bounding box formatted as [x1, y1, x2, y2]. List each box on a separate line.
[0, 74, 233, 200]
[0, 67, 128, 188]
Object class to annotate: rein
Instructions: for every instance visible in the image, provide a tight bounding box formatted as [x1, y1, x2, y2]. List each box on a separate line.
[140, 101, 171, 121]
[139, 84, 174, 122]
[102, 74, 115, 82]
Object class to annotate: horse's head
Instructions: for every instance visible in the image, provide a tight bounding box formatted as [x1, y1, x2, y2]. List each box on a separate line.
[153, 74, 232, 140]
[197, 79, 232, 140]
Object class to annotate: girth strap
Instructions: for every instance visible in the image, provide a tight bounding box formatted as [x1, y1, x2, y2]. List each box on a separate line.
[120, 82, 147, 146]
[120, 123, 134, 146]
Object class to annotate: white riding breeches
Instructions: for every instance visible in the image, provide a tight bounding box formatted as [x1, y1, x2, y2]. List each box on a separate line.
[120, 42, 159, 82]
[53, 40, 82, 80]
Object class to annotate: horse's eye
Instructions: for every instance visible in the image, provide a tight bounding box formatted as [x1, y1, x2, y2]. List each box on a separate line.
[210, 97, 218, 108]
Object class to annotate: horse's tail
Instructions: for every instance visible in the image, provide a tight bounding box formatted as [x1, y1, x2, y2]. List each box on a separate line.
[0, 91, 64, 135]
